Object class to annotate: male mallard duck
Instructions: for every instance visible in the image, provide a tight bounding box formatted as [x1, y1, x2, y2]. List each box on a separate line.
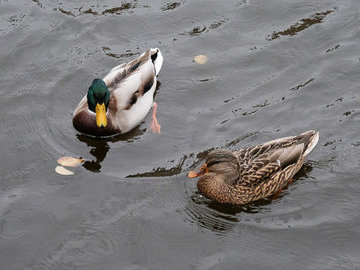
[188, 130, 319, 205]
[73, 48, 163, 137]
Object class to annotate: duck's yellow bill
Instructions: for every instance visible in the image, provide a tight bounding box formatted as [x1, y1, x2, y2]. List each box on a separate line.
[95, 103, 107, 128]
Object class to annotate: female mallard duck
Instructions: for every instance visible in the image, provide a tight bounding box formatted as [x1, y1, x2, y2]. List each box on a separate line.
[188, 130, 319, 205]
[73, 48, 163, 137]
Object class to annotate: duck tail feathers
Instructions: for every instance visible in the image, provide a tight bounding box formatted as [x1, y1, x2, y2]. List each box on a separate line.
[150, 48, 163, 76]
[301, 130, 319, 157]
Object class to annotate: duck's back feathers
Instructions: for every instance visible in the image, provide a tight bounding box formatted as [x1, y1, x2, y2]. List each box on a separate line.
[235, 130, 318, 188]
[103, 48, 162, 90]
[106, 48, 162, 133]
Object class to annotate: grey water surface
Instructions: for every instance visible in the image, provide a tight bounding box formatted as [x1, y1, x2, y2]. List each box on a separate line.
[1, 0, 360, 269]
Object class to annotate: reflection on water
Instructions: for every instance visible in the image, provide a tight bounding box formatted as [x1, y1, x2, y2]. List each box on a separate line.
[161, 2, 181, 11]
[124, 146, 217, 178]
[102, 47, 139, 59]
[126, 155, 187, 178]
[181, 18, 229, 37]
[56, 2, 138, 17]
[290, 78, 315, 91]
[267, 9, 334, 40]
[76, 126, 146, 172]
[293, 161, 314, 180]
[77, 135, 109, 172]
[185, 191, 272, 233]
[125, 132, 259, 178]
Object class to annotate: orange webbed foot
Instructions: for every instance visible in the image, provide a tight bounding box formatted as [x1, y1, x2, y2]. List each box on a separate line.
[150, 102, 161, 134]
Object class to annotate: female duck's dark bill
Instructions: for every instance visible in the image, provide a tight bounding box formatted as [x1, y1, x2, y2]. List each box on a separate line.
[95, 103, 107, 128]
[187, 164, 208, 178]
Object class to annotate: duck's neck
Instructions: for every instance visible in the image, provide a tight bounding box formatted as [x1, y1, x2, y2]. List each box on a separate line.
[198, 170, 272, 204]
[197, 173, 241, 204]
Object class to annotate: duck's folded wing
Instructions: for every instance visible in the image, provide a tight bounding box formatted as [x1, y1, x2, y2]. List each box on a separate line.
[103, 50, 158, 111]
[103, 49, 161, 92]
[237, 143, 304, 187]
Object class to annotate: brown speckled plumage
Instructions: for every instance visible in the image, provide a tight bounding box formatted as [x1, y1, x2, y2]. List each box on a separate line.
[192, 130, 319, 205]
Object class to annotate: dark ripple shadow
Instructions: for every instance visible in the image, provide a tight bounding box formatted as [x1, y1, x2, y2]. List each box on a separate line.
[31, 0, 43, 8]
[267, 9, 334, 40]
[180, 18, 228, 37]
[30, 1, 141, 17]
[126, 155, 187, 178]
[289, 78, 315, 91]
[123, 132, 256, 178]
[184, 191, 272, 233]
[102, 47, 140, 59]
[56, 2, 138, 17]
[161, 2, 181, 11]
[76, 126, 146, 172]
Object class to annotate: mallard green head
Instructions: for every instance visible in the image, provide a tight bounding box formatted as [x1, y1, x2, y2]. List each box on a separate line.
[87, 78, 110, 128]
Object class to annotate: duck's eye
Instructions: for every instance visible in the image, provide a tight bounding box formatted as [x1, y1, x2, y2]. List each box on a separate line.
[206, 161, 220, 167]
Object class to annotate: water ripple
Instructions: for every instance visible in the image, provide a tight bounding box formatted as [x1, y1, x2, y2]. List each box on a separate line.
[267, 10, 334, 40]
